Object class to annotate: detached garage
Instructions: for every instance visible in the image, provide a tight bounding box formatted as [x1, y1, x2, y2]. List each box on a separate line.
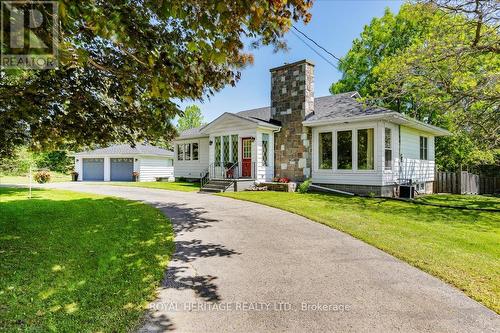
[74, 144, 174, 182]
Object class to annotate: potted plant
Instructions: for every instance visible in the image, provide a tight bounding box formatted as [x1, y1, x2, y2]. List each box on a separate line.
[132, 171, 140, 182]
[224, 162, 235, 178]
[70, 171, 78, 181]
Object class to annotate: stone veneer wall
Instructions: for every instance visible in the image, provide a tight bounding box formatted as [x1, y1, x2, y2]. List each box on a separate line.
[270, 60, 314, 182]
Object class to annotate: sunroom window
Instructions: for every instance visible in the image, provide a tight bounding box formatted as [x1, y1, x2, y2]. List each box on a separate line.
[319, 132, 332, 169]
[262, 133, 269, 167]
[214, 136, 221, 166]
[177, 144, 184, 161]
[184, 143, 191, 160]
[337, 130, 352, 170]
[357, 128, 374, 170]
[192, 143, 199, 161]
[384, 128, 392, 170]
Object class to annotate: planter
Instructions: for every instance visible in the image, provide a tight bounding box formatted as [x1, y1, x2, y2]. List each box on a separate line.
[132, 175, 139, 182]
[71, 173, 78, 181]
[259, 182, 297, 192]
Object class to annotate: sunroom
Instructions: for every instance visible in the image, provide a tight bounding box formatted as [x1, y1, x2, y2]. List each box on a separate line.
[174, 112, 280, 182]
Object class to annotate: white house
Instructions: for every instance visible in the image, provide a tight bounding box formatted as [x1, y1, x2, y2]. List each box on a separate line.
[174, 60, 449, 196]
[74, 144, 174, 182]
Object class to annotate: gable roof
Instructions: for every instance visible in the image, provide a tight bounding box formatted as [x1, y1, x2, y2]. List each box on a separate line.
[199, 112, 280, 134]
[75, 144, 173, 157]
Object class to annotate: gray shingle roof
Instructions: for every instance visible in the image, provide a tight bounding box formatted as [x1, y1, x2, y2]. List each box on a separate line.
[236, 106, 272, 122]
[76, 144, 173, 157]
[306, 92, 394, 121]
[177, 92, 396, 138]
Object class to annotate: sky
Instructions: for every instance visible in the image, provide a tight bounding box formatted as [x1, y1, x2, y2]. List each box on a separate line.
[178, 0, 403, 123]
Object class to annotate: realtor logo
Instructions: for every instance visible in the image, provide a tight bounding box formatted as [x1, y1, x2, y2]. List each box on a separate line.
[1, 1, 58, 69]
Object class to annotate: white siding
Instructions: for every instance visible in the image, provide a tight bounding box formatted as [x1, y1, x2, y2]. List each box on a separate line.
[139, 157, 174, 181]
[311, 120, 385, 186]
[173, 137, 209, 179]
[397, 126, 435, 183]
[256, 128, 275, 182]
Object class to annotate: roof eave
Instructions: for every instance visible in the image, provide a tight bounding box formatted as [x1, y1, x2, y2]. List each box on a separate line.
[303, 113, 450, 136]
[302, 113, 399, 127]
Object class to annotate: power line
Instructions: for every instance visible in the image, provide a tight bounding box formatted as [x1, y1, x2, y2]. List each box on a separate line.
[292, 26, 343, 63]
[289, 29, 339, 70]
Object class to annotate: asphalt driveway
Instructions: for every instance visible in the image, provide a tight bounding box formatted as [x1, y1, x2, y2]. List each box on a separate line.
[43, 183, 499, 332]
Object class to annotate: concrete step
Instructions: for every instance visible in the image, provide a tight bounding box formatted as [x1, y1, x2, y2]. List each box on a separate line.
[199, 187, 223, 193]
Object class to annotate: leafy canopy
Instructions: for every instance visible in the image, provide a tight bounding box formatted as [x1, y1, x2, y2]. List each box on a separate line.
[0, 0, 313, 158]
[177, 105, 204, 133]
[330, 1, 499, 171]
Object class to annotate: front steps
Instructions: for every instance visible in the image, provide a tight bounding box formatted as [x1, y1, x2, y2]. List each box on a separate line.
[200, 179, 234, 193]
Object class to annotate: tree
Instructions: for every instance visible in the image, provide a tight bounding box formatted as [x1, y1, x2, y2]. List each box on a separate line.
[177, 105, 204, 133]
[330, 2, 499, 171]
[0, 1, 313, 158]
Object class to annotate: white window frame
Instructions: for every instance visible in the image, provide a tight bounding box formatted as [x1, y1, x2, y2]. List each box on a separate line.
[420, 136, 428, 160]
[384, 127, 392, 170]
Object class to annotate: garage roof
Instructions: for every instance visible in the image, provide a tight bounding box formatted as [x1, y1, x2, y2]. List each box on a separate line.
[75, 144, 173, 157]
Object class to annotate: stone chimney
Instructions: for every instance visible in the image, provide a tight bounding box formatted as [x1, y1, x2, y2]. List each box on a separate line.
[270, 59, 314, 181]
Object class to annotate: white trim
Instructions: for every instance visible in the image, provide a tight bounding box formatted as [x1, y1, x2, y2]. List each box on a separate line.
[303, 113, 450, 136]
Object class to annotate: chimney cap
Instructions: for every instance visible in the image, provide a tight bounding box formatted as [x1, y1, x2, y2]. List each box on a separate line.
[269, 59, 315, 72]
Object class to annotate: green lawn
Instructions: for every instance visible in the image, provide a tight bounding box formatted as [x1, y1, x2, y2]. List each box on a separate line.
[220, 191, 500, 313]
[0, 172, 71, 184]
[0, 187, 174, 332]
[110, 181, 200, 192]
[415, 194, 500, 210]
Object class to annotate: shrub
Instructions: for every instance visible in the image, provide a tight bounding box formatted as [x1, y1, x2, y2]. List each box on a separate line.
[278, 177, 290, 183]
[33, 170, 51, 183]
[297, 179, 311, 194]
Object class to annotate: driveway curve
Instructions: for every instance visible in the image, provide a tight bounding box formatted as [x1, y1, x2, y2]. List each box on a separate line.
[44, 183, 498, 332]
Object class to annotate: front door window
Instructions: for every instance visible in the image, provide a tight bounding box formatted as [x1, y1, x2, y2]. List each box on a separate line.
[242, 138, 252, 177]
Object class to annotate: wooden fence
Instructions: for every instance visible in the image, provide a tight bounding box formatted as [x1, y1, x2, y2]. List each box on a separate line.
[434, 171, 499, 194]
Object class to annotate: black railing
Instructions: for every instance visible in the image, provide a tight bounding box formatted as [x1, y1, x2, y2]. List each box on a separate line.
[200, 162, 256, 187]
[200, 168, 209, 188]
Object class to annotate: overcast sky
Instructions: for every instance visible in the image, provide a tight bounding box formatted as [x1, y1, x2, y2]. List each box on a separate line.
[177, 0, 403, 123]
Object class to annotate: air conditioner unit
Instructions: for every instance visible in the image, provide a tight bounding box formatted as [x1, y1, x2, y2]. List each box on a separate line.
[399, 185, 415, 199]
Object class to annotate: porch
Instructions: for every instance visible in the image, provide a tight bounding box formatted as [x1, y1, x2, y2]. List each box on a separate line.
[200, 162, 257, 193]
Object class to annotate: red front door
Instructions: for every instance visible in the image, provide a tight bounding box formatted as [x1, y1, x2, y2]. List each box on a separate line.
[242, 138, 252, 178]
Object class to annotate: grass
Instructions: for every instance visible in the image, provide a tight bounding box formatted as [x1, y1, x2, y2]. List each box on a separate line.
[0, 187, 174, 332]
[220, 191, 500, 313]
[415, 194, 500, 210]
[110, 181, 200, 192]
[0, 172, 71, 184]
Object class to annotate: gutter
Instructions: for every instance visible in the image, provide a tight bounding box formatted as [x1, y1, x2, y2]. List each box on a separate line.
[303, 113, 450, 136]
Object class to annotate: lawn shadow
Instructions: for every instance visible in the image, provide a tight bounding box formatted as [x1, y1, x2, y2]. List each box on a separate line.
[416, 194, 500, 210]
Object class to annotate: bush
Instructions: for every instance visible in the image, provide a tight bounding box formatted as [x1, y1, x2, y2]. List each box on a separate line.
[33, 171, 51, 184]
[297, 179, 311, 194]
